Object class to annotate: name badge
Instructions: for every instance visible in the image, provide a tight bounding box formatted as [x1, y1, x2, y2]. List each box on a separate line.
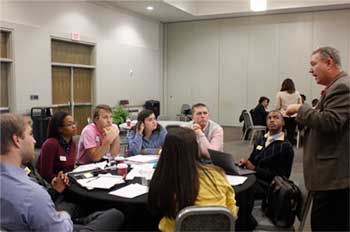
[59, 156, 67, 162]
[256, 145, 263, 150]
[24, 167, 31, 175]
[96, 136, 100, 143]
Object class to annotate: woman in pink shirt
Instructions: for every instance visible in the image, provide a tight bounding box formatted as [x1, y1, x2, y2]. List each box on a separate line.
[36, 111, 77, 182]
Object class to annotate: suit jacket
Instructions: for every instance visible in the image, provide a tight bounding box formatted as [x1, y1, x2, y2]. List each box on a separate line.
[252, 103, 268, 126]
[297, 71, 349, 191]
[248, 136, 294, 184]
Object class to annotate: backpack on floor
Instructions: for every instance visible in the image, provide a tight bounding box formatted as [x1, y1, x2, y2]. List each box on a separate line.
[263, 176, 301, 228]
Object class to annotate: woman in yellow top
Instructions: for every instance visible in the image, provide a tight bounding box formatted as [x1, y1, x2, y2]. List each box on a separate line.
[148, 127, 237, 232]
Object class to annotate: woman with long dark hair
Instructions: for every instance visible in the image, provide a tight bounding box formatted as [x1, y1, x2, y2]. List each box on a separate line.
[36, 111, 77, 182]
[127, 109, 167, 155]
[276, 78, 301, 145]
[148, 127, 237, 231]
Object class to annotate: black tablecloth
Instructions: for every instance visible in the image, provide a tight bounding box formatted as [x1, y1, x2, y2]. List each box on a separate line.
[68, 173, 256, 231]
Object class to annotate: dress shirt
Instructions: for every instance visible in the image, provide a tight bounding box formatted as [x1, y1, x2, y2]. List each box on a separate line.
[0, 162, 73, 231]
[127, 126, 167, 156]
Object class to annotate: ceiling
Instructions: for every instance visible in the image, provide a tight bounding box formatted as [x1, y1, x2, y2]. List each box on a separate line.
[92, 0, 350, 23]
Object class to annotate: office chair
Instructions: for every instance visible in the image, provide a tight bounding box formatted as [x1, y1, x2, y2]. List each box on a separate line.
[177, 104, 192, 121]
[174, 205, 235, 231]
[241, 111, 266, 144]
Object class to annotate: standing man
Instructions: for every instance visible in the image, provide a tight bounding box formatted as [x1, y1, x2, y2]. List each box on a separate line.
[286, 46, 349, 231]
[77, 104, 120, 164]
[190, 103, 223, 158]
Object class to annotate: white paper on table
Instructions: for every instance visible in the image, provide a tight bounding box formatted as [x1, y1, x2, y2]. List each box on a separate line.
[77, 173, 124, 190]
[71, 161, 107, 173]
[226, 175, 248, 186]
[126, 155, 159, 163]
[126, 164, 154, 180]
[109, 183, 148, 198]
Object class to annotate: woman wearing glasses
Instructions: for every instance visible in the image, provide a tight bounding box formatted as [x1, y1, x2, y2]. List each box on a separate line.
[36, 111, 78, 182]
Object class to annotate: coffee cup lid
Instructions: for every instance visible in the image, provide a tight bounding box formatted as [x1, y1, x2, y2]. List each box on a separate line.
[115, 156, 125, 160]
[117, 163, 128, 168]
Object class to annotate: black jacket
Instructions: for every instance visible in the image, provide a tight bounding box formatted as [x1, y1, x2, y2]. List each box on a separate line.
[252, 103, 268, 126]
[248, 136, 294, 183]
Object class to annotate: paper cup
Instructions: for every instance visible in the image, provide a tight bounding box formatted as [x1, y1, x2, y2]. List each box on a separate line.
[115, 156, 125, 164]
[117, 163, 128, 176]
[126, 119, 131, 127]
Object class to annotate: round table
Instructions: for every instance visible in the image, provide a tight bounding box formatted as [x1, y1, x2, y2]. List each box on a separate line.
[68, 173, 256, 230]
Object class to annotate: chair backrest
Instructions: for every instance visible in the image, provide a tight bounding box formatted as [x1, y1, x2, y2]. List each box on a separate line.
[166, 125, 180, 131]
[157, 115, 171, 121]
[180, 104, 191, 115]
[242, 111, 254, 129]
[174, 205, 235, 232]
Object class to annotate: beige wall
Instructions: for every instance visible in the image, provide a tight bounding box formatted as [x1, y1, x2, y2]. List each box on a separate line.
[0, 1, 163, 114]
[165, 10, 350, 126]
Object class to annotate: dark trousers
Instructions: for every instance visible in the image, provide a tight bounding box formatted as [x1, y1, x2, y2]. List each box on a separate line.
[73, 208, 124, 231]
[311, 188, 349, 231]
[283, 117, 297, 145]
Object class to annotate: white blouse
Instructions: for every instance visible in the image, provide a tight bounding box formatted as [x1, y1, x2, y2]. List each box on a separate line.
[275, 90, 301, 117]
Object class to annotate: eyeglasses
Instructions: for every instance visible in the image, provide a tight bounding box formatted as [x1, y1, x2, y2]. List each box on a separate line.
[63, 121, 78, 127]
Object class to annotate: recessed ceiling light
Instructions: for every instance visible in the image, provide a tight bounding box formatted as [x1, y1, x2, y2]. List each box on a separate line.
[250, 0, 267, 12]
[146, 6, 154, 11]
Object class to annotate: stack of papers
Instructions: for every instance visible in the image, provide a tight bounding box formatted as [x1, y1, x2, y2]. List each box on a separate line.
[226, 175, 248, 186]
[77, 173, 124, 190]
[126, 155, 159, 163]
[71, 161, 107, 173]
[109, 183, 148, 198]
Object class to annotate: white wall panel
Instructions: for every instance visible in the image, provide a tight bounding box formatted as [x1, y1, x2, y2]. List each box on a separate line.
[246, 17, 279, 110]
[220, 21, 249, 125]
[278, 14, 314, 105]
[167, 20, 220, 121]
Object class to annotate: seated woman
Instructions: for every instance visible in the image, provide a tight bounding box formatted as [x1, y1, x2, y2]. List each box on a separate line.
[127, 109, 167, 156]
[36, 111, 77, 182]
[148, 127, 237, 232]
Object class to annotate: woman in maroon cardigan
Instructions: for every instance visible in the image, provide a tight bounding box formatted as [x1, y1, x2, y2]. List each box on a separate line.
[36, 111, 77, 182]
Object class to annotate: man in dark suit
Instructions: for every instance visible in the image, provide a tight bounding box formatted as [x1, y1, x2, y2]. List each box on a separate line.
[252, 96, 270, 126]
[286, 46, 349, 231]
[239, 110, 294, 199]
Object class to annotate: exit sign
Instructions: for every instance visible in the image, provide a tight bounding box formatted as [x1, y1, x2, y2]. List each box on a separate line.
[71, 32, 80, 41]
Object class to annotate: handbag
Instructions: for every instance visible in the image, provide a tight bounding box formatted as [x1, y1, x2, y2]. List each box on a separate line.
[264, 176, 301, 228]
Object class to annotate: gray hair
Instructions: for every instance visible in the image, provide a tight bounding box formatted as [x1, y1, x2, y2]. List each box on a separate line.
[312, 46, 342, 68]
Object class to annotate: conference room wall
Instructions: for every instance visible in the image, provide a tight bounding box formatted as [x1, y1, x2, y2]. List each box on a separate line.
[0, 1, 163, 114]
[165, 9, 350, 126]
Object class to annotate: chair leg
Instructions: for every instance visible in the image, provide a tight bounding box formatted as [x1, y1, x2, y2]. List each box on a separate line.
[296, 130, 300, 149]
[242, 130, 248, 141]
[297, 192, 313, 232]
[250, 130, 256, 144]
